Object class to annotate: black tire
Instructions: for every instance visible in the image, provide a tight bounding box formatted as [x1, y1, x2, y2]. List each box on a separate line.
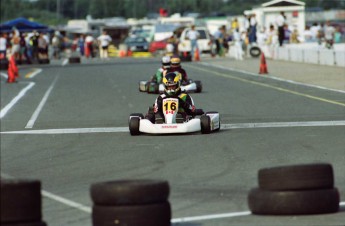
[90, 179, 170, 205]
[129, 117, 140, 136]
[258, 163, 334, 191]
[69, 57, 81, 64]
[1, 179, 42, 223]
[92, 202, 171, 226]
[38, 59, 50, 64]
[248, 187, 339, 215]
[1, 221, 47, 226]
[200, 115, 211, 134]
[154, 83, 159, 94]
[249, 46, 261, 58]
[195, 80, 202, 93]
[0, 59, 9, 70]
[129, 113, 144, 119]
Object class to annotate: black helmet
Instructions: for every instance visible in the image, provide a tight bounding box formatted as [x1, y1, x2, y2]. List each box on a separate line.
[162, 72, 181, 96]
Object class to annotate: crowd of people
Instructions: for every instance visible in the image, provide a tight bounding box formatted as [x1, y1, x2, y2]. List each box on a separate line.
[0, 30, 50, 64]
[0, 29, 114, 64]
[210, 12, 342, 60]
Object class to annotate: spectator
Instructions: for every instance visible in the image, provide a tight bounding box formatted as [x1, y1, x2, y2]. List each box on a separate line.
[334, 26, 342, 43]
[232, 28, 243, 60]
[97, 30, 112, 59]
[275, 11, 286, 46]
[19, 33, 31, 64]
[0, 33, 7, 59]
[52, 32, 61, 59]
[249, 14, 257, 43]
[266, 24, 278, 58]
[78, 34, 85, 56]
[213, 26, 224, 56]
[186, 25, 200, 61]
[38, 32, 48, 60]
[11, 30, 20, 60]
[290, 28, 300, 44]
[324, 20, 335, 49]
[310, 22, 320, 42]
[85, 34, 95, 58]
[283, 24, 291, 44]
[231, 18, 239, 31]
[302, 25, 313, 43]
[30, 30, 40, 62]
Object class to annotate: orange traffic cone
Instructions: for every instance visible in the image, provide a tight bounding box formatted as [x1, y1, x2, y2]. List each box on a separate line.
[7, 55, 18, 83]
[194, 48, 200, 61]
[259, 52, 268, 74]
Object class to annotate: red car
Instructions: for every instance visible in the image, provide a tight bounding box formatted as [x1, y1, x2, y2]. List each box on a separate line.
[149, 40, 167, 53]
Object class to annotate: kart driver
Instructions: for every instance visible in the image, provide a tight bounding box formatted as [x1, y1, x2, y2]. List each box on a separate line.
[152, 71, 196, 121]
[164, 56, 189, 84]
[150, 55, 171, 83]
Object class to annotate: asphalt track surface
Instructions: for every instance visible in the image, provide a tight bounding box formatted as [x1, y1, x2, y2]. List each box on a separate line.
[1, 57, 345, 226]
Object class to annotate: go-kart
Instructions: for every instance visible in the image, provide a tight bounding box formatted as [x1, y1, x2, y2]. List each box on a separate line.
[128, 98, 220, 135]
[139, 79, 202, 94]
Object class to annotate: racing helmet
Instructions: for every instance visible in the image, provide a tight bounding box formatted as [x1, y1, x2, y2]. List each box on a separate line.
[162, 72, 181, 96]
[170, 56, 181, 67]
[161, 56, 171, 69]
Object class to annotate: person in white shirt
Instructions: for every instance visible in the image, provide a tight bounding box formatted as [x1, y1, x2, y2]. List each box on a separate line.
[324, 20, 335, 49]
[97, 31, 112, 59]
[85, 34, 95, 58]
[275, 11, 286, 46]
[0, 33, 7, 59]
[186, 25, 200, 61]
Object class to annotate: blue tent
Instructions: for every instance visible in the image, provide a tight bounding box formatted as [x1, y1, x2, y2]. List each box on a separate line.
[0, 17, 53, 33]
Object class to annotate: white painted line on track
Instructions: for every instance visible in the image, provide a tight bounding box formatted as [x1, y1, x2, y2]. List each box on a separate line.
[2, 127, 128, 134]
[0, 82, 35, 119]
[1, 72, 8, 79]
[2, 121, 345, 134]
[25, 76, 59, 129]
[62, 58, 68, 66]
[25, 68, 42, 78]
[198, 62, 345, 94]
[171, 211, 251, 223]
[41, 190, 91, 213]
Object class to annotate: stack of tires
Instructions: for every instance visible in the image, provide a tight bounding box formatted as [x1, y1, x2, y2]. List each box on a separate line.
[248, 163, 340, 215]
[90, 179, 171, 226]
[0, 58, 9, 70]
[1, 179, 47, 226]
[68, 57, 81, 64]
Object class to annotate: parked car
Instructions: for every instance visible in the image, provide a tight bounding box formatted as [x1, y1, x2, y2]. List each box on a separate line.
[124, 36, 150, 52]
[178, 27, 212, 54]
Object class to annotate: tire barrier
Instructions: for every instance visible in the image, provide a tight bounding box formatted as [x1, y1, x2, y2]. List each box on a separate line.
[248, 163, 340, 215]
[0, 58, 9, 70]
[249, 46, 261, 58]
[90, 179, 171, 226]
[1, 179, 47, 225]
[68, 57, 81, 64]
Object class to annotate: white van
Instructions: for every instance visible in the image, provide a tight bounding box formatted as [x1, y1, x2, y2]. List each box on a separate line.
[178, 27, 212, 54]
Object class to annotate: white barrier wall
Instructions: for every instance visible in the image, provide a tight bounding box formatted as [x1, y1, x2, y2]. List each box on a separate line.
[335, 51, 345, 67]
[273, 44, 345, 67]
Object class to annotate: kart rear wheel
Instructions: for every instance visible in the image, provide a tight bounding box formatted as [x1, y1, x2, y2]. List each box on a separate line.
[129, 117, 140, 136]
[195, 81, 202, 93]
[200, 115, 211, 134]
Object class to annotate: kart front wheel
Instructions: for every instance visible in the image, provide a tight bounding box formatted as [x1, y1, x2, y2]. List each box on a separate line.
[129, 117, 140, 136]
[195, 81, 202, 93]
[200, 115, 211, 134]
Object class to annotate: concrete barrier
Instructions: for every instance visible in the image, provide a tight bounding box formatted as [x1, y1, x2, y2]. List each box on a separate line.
[303, 49, 319, 64]
[319, 50, 335, 66]
[335, 51, 345, 67]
